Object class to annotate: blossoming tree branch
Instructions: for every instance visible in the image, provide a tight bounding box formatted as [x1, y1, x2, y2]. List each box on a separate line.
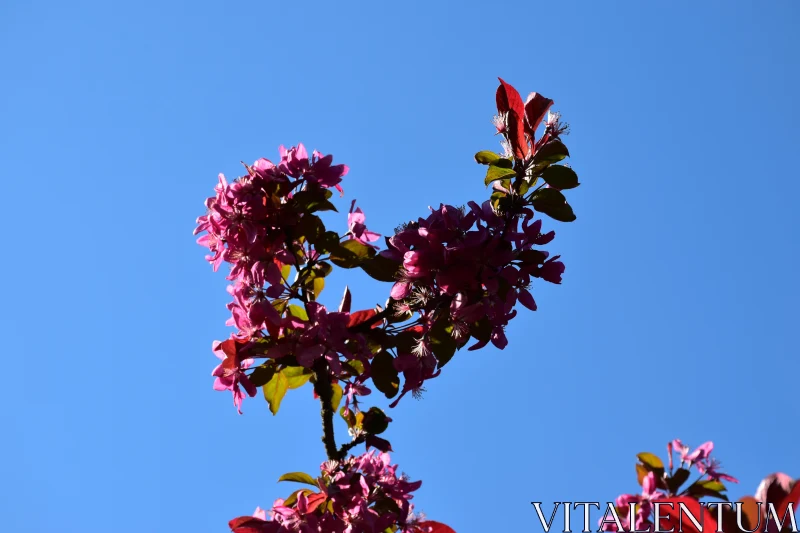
[194, 77, 799, 533]
[194, 77, 573, 532]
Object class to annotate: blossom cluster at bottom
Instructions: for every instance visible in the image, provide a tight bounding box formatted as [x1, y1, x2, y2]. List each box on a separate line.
[229, 451, 454, 533]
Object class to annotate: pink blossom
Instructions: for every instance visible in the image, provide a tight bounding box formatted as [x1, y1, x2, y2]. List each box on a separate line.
[347, 200, 381, 248]
[672, 439, 714, 466]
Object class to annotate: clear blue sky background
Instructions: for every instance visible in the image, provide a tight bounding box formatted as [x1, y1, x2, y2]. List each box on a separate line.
[2, 1, 798, 532]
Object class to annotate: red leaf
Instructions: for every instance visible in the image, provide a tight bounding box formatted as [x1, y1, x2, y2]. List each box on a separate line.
[229, 516, 279, 533]
[305, 493, 327, 513]
[652, 497, 717, 533]
[347, 309, 378, 328]
[496, 78, 525, 117]
[496, 78, 528, 159]
[416, 521, 457, 533]
[217, 338, 252, 370]
[524, 92, 554, 140]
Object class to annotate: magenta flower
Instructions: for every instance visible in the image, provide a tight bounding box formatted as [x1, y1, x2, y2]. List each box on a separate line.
[672, 439, 713, 466]
[347, 200, 381, 248]
[697, 457, 739, 483]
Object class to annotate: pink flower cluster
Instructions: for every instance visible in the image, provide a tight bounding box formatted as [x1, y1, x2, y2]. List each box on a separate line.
[194, 78, 580, 533]
[669, 439, 738, 483]
[380, 201, 563, 405]
[194, 144, 349, 339]
[229, 451, 449, 533]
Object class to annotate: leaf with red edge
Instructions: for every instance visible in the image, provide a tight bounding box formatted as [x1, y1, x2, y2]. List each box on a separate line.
[415, 521, 457, 533]
[652, 497, 717, 533]
[496, 78, 528, 159]
[347, 309, 378, 328]
[524, 92, 554, 139]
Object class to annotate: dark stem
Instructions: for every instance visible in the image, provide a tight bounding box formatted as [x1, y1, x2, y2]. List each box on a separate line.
[338, 435, 366, 459]
[313, 358, 339, 461]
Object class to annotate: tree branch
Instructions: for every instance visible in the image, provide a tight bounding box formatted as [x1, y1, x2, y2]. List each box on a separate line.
[338, 435, 366, 459]
[312, 358, 338, 461]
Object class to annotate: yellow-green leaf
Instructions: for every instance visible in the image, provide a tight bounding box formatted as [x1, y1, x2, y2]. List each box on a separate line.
[263, 372, 289, 415]
[475, 150, 501, 165]
[484, 165, 516, 186]
[278, 472, 318, 486]
[637, 452, 664, 470]
[312, 277, 325, 299]
[330, 382, 343, 412]
[282, 367, 312, 389]
[283, 489, 313, 507]
[288, 305, 308, 321]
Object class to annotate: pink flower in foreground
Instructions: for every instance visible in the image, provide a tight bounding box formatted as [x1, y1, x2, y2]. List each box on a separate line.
[229, 451, 436, 533]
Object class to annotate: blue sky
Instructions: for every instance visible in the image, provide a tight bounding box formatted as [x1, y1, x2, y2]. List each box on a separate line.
[2, 1, 799, 531]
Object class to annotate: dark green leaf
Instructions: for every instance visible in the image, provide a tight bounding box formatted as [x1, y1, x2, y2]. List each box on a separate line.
[370, 351, 400, 398]
[484, 165, 516, 186]
[541, 165, 579, 190]
[330, 239, 376, 268]
[430, 319, 457, 367]
[359, 254, 401, 282]
[667, 468, 691, 493]
[308, 262, 333, 279]
[248, 364, 276, 388]
[361, 406, 390, 435]
[393, 331, 420, 354]
[531, 188, 576, 222]
[278, 472, 318, 487]
[294, 214, 324, 243]
[687, 482, 729, 501]
[532, 140, 569, 167]
[292, 189, 338, 213]
[470, 317, 491, 344]
[315, 231, 341, 254]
